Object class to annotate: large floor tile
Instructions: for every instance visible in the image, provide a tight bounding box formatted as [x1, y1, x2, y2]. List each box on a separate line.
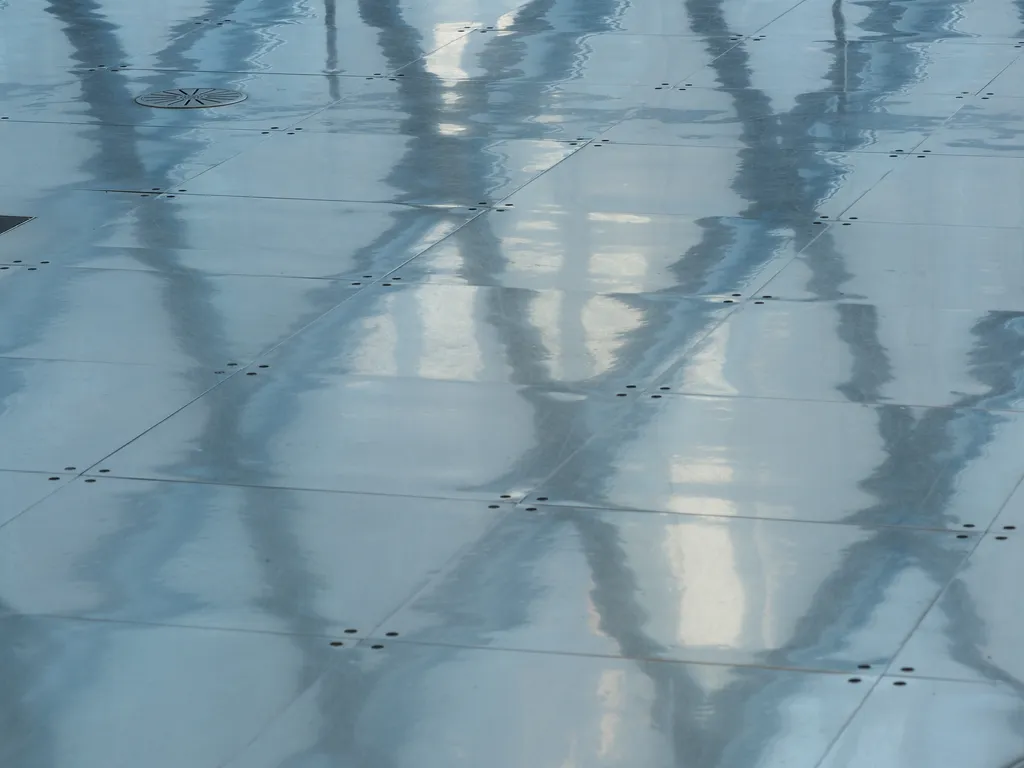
[392, 208, 820, 294]
[758, 0, 1024, 42]
[684, 40, 1021, 95]
[93, 372, 618, 500]
[259, 283, 732, 388]
[182, 132, 578, 205]
[0, 121, 262, 195]
[0, 190, 147, 260]
[0, 357, 218, 474]
[843, 154, 1024, 226]
[503, 143, 898, 218]
[817, 677, 1024, 768]
[654, 301, 1024, 409]
[978, 55, 1024, 97]
[914, 96, 1024, 156]
[144, 18, 469, 77]
[0, 70, 356, 130]
[602, 89, 963, 153]
[0, 478, 505, 634]
[295, 78, 645, 141]
[761, 221, 1024, 310]
[407, 31, 722, 85]
[0, 471, 71, 527]
[892, 533, 1024, 683]
[223, 643, 875, 768]
[526, 395, 1024, 529]
[0, 267, 356, 366]
[381, 505, 972, 670]
[64, 196, 474, 279]
[0, 615, 334, 768]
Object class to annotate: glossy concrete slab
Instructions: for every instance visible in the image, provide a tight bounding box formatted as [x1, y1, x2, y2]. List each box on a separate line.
[892, 533, 1024, 684]
[72, 196, 473, 278]
[391, 208, 820, 294]
[405, 31, 722, 84]
[295, 79, 644, 141]
[259, 283, 732, 387]
[0, 267, 356, 366]
[0, 615, 333, 768]
[0, 190, 147, 259]
[182, 132, 578, 205]
[503, 143, 897, 218]
[223, 643, 875, 768]
[0, 357, 217, 474]
[0, 16, 193, 80]
[758, 0, 1024, 42]
[381, 506, 972, 670]
[604, 0, 795, 35]
[992, 480, 1024, 529]
[684, 40, 1022, 95]
[914, 97, 1024, 156]
[526, 395, 1024, 529]
[0, 471, 70, 527]
[0, 70, 355, 131]
[976, 54, 1024, 97]
[209, 0, 511, 29]
[93, 373, 613, 499]
[4, 0, 1024, 761]
[654, 301, 1024, 409]
[0, 478, 505, 633]
[151, 19, 472, 76]
[844, 153, 1024, 226]
[761, 221, 1024, 310]
[602, 89, 964, 153]
[0, 121, 261, 195]
[817, 677, 1024, 768]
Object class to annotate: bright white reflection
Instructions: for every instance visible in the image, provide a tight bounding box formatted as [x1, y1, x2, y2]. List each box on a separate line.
[422, 23, 475, 80]
[437, 123, 469, 135]
[350, 294, 399, 377]
[663, 523, 745, 648]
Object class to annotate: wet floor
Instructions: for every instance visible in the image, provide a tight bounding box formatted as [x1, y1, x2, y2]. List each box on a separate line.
[2, 0, 1024, 766]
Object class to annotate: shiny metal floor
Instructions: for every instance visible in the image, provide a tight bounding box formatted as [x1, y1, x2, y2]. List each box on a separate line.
[2, 0, 1024, 766]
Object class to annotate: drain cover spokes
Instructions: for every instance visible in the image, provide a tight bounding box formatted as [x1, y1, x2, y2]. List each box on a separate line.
[135, 88, 246, 109]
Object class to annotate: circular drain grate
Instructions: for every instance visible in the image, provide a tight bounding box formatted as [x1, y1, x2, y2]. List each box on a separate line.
[135, 88, 247, 109]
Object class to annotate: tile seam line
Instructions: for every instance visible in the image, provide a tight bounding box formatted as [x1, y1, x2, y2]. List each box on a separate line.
[0, 479, 70, 535]
[875, 520, 1005, 681]
[809, 447, 997, 764]
[649, 388, 1024, 414]
[984, 471, 1024, 535]
[515, 498, 990, 535]
[744, 219, 835, 299]
[975, 48, 1024, 93]
[0, 267, 362, 370]
[72, 470, 527, 504]
[270, 141, 598, 282]
[661, 0, 809, 91]
[60, 468, 984, 537]
[811, 673, 885, 768]
[49, 263, 375, 281]
[343, 634, 893, 677]
[282, 25, 489, 132]
[361, 506, 516, 641]
[0, 610, 373, 640]
[493, 300, 745, 504]
[72, 364, 254, 478]
[872, 474, 1024, 688]
[0, 117, 334, 132]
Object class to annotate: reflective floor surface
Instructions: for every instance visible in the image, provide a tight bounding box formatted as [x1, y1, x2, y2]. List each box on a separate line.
[3, 0, 1024, 766]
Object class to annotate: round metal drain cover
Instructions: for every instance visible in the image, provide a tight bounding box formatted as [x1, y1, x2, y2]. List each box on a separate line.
[135, 88, 247, 109]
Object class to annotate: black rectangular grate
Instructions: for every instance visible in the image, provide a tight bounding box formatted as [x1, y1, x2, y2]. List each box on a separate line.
[0, 216, 32, 236]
